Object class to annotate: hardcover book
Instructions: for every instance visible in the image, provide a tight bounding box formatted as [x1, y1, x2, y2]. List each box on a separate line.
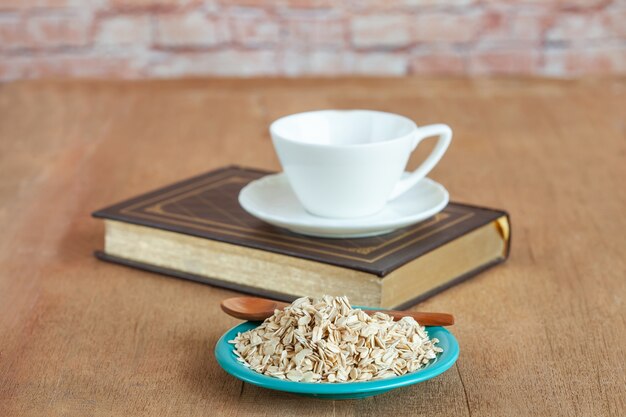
[93, 166, 510, 309]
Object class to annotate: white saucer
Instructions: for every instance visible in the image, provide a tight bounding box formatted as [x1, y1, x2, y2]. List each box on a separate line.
[238, 173, 449, 238]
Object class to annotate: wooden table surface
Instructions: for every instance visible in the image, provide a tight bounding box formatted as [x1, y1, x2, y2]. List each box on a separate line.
[0, 78, 624, 417]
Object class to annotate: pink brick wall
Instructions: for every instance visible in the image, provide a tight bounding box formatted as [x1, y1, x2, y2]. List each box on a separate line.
[0, 0, 624, 80]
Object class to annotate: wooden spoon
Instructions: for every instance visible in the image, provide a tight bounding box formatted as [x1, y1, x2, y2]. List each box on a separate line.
[220, 296, 454, 326]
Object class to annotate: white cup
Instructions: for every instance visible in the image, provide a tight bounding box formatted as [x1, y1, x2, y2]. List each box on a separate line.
[270, 110, 452, 218]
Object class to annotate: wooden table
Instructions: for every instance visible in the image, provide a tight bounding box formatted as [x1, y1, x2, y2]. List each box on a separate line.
[0, 78, 624, 417]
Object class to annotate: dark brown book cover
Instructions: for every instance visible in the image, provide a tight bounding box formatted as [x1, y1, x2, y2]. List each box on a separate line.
[93, 166, 510, 277]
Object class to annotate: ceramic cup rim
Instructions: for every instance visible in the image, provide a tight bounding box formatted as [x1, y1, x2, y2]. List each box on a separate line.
[269, 109, 418, 150]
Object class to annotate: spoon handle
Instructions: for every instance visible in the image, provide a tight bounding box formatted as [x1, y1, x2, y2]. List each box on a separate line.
[363, 309, 455, 326]
[226, 298, 454, 326]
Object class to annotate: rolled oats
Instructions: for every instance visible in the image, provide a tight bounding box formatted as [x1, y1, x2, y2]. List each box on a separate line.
[228, 295, 443, 383]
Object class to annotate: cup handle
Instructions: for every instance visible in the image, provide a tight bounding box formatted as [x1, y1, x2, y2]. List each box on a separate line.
[388, 124, 452, 201]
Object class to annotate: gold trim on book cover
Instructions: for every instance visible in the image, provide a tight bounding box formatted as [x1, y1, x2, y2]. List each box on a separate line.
[143, 177, 453, 253]
[121, 174, 454, 254]
[117, 169, 475, 263]
[146, 207, 450, 255]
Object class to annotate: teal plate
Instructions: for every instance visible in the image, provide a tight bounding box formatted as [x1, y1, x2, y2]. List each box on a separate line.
[215, 320, 459, 399]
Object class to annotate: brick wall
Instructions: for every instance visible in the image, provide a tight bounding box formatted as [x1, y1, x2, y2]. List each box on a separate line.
[0, 0, 624, 80]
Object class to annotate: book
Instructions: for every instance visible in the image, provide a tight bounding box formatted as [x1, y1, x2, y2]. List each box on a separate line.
[93, 166, 511, 309]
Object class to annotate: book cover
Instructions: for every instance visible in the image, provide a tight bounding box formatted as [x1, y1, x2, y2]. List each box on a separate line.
[93, 166, 510, 277]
